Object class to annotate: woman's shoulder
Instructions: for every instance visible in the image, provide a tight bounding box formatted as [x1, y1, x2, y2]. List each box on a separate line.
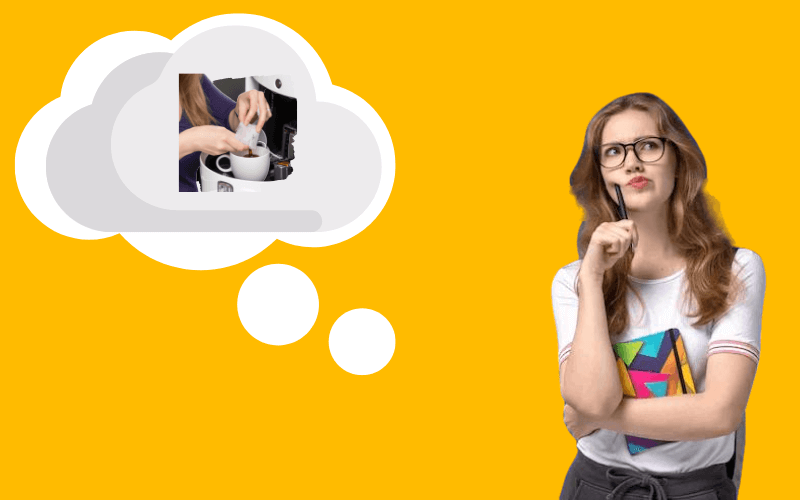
[732, 247, 766, 283]
[552, 259, 582, 286]
[733, 248, 765, 271]
[199, 74, 213, 92]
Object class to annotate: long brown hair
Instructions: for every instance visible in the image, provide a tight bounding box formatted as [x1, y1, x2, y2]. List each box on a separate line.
[179, 74, 217, 127]
[570, 93, 738, 336]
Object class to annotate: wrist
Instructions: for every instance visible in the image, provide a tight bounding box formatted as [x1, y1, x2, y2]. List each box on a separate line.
[229, 108, 239, 130]
[578, 266, 604, 287]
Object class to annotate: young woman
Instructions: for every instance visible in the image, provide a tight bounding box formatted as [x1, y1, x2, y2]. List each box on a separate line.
[178, 74, 272, 192]
[553, 93, 765, 499]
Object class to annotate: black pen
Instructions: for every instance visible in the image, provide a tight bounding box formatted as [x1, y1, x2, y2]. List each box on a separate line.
[615, 184, 628, 220]
[614, 183, 634, 252]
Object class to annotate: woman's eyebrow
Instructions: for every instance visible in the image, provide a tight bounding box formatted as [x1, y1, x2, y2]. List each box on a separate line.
[600, 135, 653, 146]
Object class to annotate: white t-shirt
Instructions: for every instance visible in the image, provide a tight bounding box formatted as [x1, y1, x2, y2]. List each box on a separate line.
[552, 248, 765, 474]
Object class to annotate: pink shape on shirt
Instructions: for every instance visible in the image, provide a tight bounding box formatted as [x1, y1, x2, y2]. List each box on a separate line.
[628, 370, 671, 398]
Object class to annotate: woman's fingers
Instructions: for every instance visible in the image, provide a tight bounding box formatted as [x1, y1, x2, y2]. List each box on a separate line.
[190, 125, 248, 155]
[593, 221, 636, 261]
[236, 90, 272, 132]
[230, 137, 248, 152]
[605, 225, 630, 244]
[608, 226, 634, 252]
[615, 220, 637, 252]
[238, 99, 248, 129]
[218, 128, 246, 153]
[255, 92, 269, 132]
[596, 223, 629, 246]
[242, 91, 255, 127]
[583, 219, 639, 275]
[602, 240, 617, 257]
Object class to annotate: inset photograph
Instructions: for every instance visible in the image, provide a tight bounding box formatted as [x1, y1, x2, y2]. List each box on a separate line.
[178, 74, 297, 192]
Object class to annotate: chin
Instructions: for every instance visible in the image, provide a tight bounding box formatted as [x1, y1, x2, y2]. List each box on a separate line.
[630, 198, 670, 213]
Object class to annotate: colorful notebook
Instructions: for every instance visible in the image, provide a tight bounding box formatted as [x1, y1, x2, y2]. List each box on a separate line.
[612, 328, 696, 455]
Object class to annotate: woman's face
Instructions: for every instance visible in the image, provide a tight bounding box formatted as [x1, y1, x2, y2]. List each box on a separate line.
[599, 109, 677, 214]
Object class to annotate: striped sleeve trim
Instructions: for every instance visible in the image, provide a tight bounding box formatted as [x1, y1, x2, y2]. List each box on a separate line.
[707, 340, 759, 364]
[559, 342, 572, 368]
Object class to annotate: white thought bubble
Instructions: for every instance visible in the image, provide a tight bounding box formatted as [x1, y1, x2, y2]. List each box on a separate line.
[16, 15, 395, 270]
[238, 264, 319, 346]
[330, 309, 395, 375]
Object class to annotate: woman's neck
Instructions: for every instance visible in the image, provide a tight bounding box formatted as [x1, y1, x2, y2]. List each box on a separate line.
[628, 208, 684, 280]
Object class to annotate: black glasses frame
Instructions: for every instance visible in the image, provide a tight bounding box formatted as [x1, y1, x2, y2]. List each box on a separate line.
[597, 136, 669, 169]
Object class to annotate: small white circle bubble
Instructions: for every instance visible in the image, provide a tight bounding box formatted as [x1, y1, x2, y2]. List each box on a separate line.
[329, 309, 395, 375]
[238, 264, 319, 345]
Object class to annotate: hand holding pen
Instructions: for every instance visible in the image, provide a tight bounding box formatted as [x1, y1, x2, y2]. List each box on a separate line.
[580, 184, 639, 279]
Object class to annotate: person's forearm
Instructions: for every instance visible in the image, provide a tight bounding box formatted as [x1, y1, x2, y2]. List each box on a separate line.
[179, 130, 196, 160]
[598, 393, 738, 441]
[228, 108, 240, 131]
[563, 270, 622, 418]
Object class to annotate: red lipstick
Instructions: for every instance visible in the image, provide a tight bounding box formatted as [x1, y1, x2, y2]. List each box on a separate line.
[628, 176, 649, 189]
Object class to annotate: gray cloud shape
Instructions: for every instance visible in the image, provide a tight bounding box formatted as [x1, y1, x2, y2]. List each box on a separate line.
[47, 26, 383, 232]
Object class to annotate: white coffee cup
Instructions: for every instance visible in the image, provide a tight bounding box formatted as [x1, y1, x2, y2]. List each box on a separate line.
[216, 145, 270, 182]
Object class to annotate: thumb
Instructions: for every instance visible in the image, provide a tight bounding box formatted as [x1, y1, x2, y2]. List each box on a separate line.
[232, 138, 247, 151]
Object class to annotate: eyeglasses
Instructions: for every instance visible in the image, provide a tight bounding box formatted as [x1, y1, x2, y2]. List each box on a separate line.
[598, 136, 668, 169]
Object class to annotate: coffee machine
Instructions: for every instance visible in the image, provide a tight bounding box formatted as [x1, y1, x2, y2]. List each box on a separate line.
[198, 75, 297, 192]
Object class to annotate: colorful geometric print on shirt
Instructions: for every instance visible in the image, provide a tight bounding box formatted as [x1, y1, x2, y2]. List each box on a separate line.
[612, 329, 697, 455]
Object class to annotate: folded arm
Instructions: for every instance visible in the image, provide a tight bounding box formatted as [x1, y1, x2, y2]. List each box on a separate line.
[559, 270, 623, 419]
[594, 352, 756, 440]
[594, 251, 765, 441]
[563, 249, 764, 442]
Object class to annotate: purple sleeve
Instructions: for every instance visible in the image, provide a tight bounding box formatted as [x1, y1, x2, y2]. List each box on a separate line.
[201, 75, 237, 131]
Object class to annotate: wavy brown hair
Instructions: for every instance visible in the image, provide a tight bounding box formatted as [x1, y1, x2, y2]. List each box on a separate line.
[179, 74, 217, 127]
[570, 93, 738, 336]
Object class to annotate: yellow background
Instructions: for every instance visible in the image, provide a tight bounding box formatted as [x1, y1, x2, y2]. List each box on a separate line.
[4, 1, 797, 498]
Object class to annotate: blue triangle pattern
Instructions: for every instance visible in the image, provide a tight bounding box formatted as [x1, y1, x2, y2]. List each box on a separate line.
[628, 443, 646, 454]
[645, 380, 668, 398]
[638, 331, 666, 357]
